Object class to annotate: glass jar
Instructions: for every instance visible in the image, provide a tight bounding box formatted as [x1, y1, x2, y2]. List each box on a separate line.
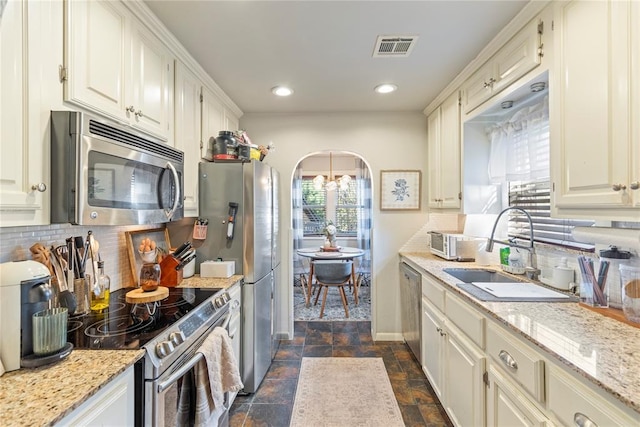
[620, 264, 640, 323]
[140, 263, 161, 292]
[599, 246, 631, 309]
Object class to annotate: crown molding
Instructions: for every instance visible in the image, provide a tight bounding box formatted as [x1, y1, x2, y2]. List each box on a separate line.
[423, 0, 551, 116]
[124, 0, 243, 118]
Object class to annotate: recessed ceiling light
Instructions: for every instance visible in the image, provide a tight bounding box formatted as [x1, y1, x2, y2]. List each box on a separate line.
[271, 86, 294, 97]
[374, 84, 397, 94]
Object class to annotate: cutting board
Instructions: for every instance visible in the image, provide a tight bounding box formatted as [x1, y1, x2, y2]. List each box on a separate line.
[126, 286, 169, 303]
[471, 282, 570, 299]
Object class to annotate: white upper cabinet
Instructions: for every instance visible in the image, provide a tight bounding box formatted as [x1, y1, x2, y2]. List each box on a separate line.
[201, 85, 225, 160]
[65, 1, 128, 120]
[174, 61, 202, 217]
[428, 91, 461, 209]
[461, 18, 543, 114]
[0, 0, 48, 226]
[551, 0, 640, 220]
[129, 22, 174, 140]
[224, 110, 240, 132]
[65, 0, 174, 142]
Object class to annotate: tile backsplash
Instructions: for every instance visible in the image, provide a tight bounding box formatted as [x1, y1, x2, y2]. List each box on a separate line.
[0, 223, 162, 291]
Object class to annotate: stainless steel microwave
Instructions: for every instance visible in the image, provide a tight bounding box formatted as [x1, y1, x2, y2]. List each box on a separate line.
[50, 111, 184, 225]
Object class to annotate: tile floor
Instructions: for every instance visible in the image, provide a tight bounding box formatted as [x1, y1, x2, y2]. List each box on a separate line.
[230, 320, 453, 427]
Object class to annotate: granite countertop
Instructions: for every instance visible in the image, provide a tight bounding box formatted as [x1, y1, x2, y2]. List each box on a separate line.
[0, 349, 144, 427]
[400, 251, 640, 416]
[0, 275, 242, 426]
[178, 274, 243, 289]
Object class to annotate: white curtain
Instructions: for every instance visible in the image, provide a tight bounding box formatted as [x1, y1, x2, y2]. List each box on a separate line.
[355, 159, 371, 272]
[292, 164, 305, 276]
[487, 96, 549, 183]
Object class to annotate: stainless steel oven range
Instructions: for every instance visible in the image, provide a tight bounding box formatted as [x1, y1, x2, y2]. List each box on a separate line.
[67, 286, 233, 426]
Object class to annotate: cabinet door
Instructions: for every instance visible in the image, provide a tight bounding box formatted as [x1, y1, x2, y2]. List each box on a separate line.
[444, 326, 486, 427]
[552, 0, 631, 209]
[491, 18, 542, 96]
[130, 22, 173, 141]
[461, 60, 495, 114]
[421, 296, 445, 401]
[57, 366, 135, 426]
[427, 107, 442, 208]
[0, 0, 47, 226]
[486, 364, 550, 427]
[224, 110, 239, 132]
[174, 61, 202, 217]
[631, 1, 640, 207]
[201, 86, 225, 159]
[439, 93, 461, 209]
[65, 0, 129, 121]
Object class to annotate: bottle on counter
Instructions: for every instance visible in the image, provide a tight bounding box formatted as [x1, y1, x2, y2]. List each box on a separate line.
[91, 261, 110, 312]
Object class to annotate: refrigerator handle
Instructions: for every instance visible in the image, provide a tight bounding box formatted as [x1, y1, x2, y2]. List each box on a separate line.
[227, 202, 239, 240]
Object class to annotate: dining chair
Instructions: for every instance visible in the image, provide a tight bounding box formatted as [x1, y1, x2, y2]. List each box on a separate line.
[312, 260, 353, 319]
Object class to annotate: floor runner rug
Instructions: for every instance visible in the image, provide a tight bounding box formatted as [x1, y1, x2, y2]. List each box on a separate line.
[290, 357, 404, 427]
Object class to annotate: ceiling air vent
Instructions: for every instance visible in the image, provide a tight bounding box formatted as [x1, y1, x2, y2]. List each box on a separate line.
[373, 35, 419, 58]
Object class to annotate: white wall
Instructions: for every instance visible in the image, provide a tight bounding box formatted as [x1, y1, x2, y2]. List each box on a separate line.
[241, 112, 429, 340]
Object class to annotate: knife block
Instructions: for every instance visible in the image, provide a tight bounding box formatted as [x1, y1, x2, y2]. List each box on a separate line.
[159, 255, 183, 287]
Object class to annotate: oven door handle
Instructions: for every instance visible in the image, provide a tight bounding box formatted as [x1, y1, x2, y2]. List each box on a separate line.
[157, 310, 233, 393]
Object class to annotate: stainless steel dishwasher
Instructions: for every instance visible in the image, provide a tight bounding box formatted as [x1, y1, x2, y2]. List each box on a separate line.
[400, 262, 421, 360]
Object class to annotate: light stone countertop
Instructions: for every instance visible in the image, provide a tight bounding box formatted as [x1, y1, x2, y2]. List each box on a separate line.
[0, 349, 144, 427]
[401, 251, 640, 416]
[0, 275, 242, 427]
[178, 274, 243, 289]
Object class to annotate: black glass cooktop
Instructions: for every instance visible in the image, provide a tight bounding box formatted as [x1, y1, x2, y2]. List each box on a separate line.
[67, 287, 221, 350]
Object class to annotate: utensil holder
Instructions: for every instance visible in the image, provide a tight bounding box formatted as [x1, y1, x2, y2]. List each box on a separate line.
[73, 276, 91, 314]
[159, 255, 183, 287]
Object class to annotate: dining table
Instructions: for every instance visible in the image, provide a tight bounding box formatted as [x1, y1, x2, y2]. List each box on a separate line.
[296, 247, 365, 307]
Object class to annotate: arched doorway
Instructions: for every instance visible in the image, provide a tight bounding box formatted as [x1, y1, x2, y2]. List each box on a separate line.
[290, 151, 373, 321]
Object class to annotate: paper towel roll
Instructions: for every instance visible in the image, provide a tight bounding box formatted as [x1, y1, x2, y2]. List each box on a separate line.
[572, 227, 640, 251]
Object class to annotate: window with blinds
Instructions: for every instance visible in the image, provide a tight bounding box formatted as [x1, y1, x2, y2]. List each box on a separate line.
[301, 177, 359, 236]
[508, 180, 595, 251]
[488, 96, 596, 251]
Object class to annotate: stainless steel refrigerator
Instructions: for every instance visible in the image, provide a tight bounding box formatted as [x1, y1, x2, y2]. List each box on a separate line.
[198, 161, 280, 393]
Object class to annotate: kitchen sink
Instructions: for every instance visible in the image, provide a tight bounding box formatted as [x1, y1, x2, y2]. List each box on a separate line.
[443, 268, 524, 284]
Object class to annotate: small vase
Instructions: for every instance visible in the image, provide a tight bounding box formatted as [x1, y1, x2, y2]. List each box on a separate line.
[329, 236, 337, 248]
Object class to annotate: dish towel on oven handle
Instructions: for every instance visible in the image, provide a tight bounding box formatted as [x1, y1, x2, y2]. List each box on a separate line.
[191, 326, 244, 427]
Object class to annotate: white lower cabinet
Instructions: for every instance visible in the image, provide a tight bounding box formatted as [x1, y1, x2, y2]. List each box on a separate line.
[421, 296, 446, 401]
[486, 364, 550, 427]
[421, 292, 485, 427]
[443, 324, 486, 427]
[56, 365, 135, 426]
[547, 364, 638, 427]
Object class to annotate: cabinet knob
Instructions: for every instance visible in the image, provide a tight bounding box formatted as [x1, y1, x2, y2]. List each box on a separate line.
[630, 181, 639, 190]
[611, 183, 627, 192]
[31, 183, 47, 192]
[126, 105, 135, 113]
[574, 412, 597, 427]
[135, 110, 144, 118]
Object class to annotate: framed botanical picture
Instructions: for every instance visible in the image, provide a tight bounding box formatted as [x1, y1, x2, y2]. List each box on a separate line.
[380, 170, 422, 211]
[125, 228, 171, 286]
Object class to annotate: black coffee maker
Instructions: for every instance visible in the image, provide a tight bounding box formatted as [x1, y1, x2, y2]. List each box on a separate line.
[0, 260, 59, 370]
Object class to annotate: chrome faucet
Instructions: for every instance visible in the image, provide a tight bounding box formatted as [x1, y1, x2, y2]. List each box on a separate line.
[486, 207, 540, 279]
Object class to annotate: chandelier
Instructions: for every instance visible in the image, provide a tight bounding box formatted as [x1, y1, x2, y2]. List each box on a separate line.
[312, 152, 351, 191]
